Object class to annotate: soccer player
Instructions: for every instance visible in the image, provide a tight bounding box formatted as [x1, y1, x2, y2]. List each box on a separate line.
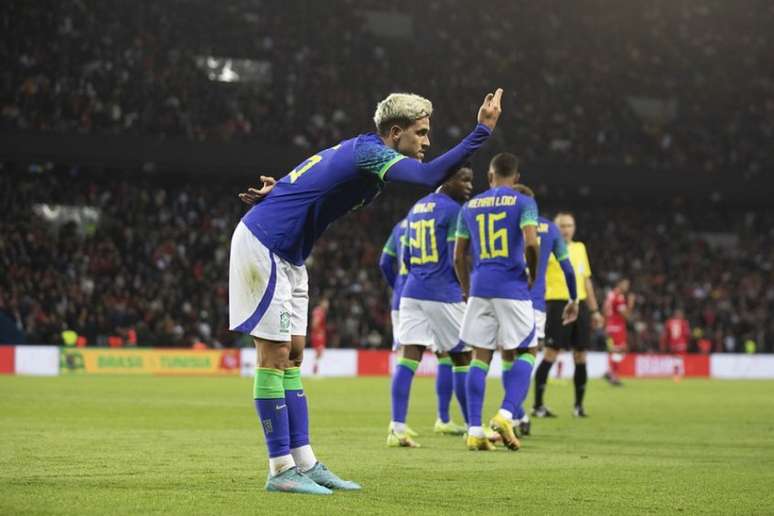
[379, 218, 409, 352]
[533, 212, 603, 418]
[661, 308, 690, 381]
[388, 165, 474, 447]
[661, 308, 691, 355]
[378, 218, 419, 439]
[603, 278, 635, 386]
[309, 298, 328, 376]
[508, 185, 579, 436]
[454, 153, 539, 451]
[231, 89, 503, 494]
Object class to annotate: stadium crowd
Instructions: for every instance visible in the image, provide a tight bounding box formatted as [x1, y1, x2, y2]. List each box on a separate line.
[2, 0, 772, 180]
[1, 166, 772, 352]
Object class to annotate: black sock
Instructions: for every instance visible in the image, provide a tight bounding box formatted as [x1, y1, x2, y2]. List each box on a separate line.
[574, 363, 588, 408]
[533, 359, 554, 408]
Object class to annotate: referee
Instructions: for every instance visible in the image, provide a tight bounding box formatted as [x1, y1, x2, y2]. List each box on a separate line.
[532, 212, 603, 418]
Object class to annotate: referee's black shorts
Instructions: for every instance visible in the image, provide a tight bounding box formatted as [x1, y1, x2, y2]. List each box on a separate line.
[544, 300, 590, 351]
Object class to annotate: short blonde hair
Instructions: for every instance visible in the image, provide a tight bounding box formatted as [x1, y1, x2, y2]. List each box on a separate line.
[373, 93, 433, 135]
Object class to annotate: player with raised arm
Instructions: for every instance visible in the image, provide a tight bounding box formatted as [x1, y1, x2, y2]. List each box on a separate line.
[454, 153, 539, 451]
[387, 165, 474, 448]
[507, 185, 579, 436]
[232, 89, 503, 494]
[533, 212, 603, 418]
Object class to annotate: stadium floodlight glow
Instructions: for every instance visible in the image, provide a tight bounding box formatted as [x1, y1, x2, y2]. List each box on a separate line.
[195, 56, 272, 84]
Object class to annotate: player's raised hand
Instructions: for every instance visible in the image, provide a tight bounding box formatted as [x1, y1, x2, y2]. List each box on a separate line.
[238, 176, 277, 205]
[562, 301, 580, 326]
[477, 88, 504, 131]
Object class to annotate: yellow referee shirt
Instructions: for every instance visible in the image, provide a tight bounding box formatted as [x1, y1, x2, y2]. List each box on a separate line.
[545, 241, 591, 301]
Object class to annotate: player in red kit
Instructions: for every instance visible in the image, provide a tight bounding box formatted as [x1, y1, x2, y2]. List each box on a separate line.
[661, 309, 691, 355]
[661, 309, 691, 381]
[603, 278, 634, 386]
[310, 298, 329, 376]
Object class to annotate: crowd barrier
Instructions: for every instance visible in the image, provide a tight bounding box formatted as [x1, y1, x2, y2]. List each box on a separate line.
[1, 345, 773, 379]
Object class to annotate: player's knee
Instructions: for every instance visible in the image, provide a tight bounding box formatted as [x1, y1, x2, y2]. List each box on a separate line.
[573, 350, 587, 364]
[449, 351, 471, 367]
[501, 349, 517, 362]
[472, 347, 494, 364]
[402, 345, 425, 362]
[518, 348, 538, 358]
[543, 347, 559, 362]
[259, 343, 291, 369]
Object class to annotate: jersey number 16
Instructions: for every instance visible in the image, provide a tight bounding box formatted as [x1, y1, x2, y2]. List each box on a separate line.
[476, 212, 509, 259]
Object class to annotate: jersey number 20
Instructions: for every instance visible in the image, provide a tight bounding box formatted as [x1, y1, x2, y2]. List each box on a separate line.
[410, 219, 439, 264]
[476, 212, 509, 259]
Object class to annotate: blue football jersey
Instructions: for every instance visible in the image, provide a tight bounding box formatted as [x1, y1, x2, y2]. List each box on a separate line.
[530, 216, 570, 311]
[401, 192, 463, 303]
[241, 134, 405, 265]
[241, 124, 492, 266]
[456, 186, 538, 300]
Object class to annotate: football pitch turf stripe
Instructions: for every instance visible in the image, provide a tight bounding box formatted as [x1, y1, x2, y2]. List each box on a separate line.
[1, 376, 773, 515]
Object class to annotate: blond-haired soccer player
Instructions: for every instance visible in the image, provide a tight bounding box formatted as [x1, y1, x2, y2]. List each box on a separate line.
[234, 89, 503, 493]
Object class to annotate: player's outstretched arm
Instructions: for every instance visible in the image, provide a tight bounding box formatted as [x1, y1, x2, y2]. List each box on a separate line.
[238, 176, 277, 205]
[383, 89, 503, 188]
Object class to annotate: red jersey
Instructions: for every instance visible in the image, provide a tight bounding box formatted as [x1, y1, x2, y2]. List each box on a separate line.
[663, 317, 690, 353]
[310, 306, 327, 349]
[604, 290, 628, 347]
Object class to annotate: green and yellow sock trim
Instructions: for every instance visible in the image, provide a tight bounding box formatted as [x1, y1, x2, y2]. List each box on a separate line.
[518, 354, 536, 367]
[253, 367, 285, 399]
[398, 357, 420, 372]
[502, 360, 514, 372]
[283, 366, 303, 391]
[438, 357, 453, 366]
[470, 359, 489, 372]
[453, 365, 470, 373]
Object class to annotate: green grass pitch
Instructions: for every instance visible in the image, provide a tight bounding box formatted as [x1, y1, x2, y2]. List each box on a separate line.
[2, 375, 774, 515]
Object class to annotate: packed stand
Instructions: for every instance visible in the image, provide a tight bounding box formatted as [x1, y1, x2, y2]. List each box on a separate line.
[1, 166, 772, 351]
[2, 0, 772, 179]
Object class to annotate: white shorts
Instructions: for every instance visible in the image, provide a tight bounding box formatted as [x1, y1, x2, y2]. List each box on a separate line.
[535, 309, 546, 340]
[460, 297, 537, 350]
[397, 297, 468, 353]
[229, 222, 309, 341]
[391, 309, 400, 351]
